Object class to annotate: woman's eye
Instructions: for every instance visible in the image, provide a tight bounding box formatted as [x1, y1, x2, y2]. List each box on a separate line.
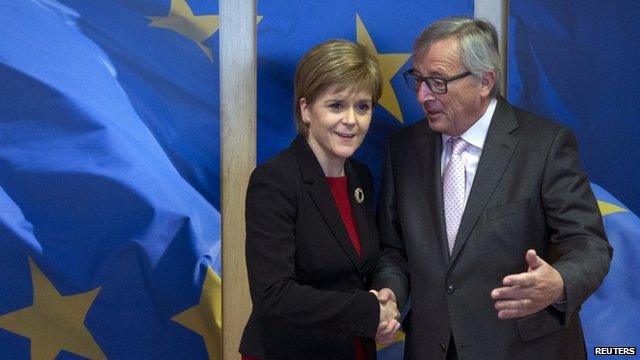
[357, 103, 371, 112]
[329, 103, 343, 110]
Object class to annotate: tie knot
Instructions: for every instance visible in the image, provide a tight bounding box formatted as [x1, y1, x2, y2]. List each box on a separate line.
[448, 137, 467, 156]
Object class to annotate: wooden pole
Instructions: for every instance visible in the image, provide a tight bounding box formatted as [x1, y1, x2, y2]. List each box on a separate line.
[220, 0, 256, 359]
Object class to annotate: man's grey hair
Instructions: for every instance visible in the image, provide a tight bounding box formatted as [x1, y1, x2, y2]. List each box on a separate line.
[414, 17, 501, 97]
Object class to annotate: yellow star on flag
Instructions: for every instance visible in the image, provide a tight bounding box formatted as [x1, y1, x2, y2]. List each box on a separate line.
[172, 267, 222, 360]
[598, 200, 628, 216]
[149, 0, 264, 61]
[148, 0, 219, 60]
[356, 14, 411, 123]
[0, 258, 104, 359]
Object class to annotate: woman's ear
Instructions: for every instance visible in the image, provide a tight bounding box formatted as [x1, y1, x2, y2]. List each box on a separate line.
[300, 98, 310, 124]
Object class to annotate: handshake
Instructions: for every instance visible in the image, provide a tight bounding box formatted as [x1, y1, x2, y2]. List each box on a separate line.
[369, 288, 401, 345]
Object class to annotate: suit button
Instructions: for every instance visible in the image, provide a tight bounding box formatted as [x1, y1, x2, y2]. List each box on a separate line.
[357, 325, 364, 334]
[348, 323, 357, 333]
[440, 343, 447, 353]
[349, 274, 359, 284]
[446, 284, 455, 294]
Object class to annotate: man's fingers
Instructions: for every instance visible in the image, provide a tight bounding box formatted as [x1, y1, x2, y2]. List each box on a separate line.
[494, 297, 549, 320]
[491, 251, 562, 321]
[495, 298, 536, 319]
[502, 272, 534, 287]
[497, 308, 526, 319]
[392, 321, 401, 333]
[494, 299, 531, 311]
[491, 286, 525, 300]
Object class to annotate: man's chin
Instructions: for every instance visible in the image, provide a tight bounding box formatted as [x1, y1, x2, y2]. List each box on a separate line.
[427, 117, 449, 134]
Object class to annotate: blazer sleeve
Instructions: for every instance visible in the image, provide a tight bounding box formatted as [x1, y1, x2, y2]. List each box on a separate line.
[245, 163, 380, 337]
[542, 127, 613, 322]
[370, 140, 411, 310]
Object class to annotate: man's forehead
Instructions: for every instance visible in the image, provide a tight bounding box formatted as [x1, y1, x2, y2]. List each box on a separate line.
[414, 38, 460, 69]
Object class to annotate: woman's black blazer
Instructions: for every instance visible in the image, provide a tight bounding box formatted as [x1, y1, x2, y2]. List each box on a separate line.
[239, 135, 381, 360]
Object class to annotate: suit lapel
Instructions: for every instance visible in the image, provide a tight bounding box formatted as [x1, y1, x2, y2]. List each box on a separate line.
[449, 99, 519, 263]
[423, 127, 450, 261]
[404, 123, 450, 261]
[292, 136, 362, 270]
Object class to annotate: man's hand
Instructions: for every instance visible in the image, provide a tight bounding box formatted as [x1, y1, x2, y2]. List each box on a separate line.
[491, 249, 566, 319]
[370, 288, 401, 345]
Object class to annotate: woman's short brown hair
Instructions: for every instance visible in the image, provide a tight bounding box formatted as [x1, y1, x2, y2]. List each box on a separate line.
[294, 39, 382, 136]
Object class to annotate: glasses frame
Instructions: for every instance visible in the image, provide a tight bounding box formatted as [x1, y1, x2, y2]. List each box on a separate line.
[403, 70, 472, 94]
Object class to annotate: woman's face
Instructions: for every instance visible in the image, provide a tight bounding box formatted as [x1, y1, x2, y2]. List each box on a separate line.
[301, 86, 373, 175]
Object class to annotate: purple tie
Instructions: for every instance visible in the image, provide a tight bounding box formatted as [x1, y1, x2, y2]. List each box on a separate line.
[443, 137, 468, 254]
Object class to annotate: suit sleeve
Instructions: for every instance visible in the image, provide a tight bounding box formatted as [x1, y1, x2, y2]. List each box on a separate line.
[370, 140, 411, 310]
[245, 163, 380, 337]
[542, 127, 613, 322]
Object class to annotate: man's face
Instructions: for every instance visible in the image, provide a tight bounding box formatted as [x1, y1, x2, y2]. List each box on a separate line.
[413, 37, 489, 136]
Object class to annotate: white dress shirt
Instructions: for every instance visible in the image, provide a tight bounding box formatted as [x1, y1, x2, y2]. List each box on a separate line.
[441, 97, 497, 208]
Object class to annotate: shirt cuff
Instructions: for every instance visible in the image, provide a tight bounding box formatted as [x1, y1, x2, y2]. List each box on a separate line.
[552, 299, 567, 312]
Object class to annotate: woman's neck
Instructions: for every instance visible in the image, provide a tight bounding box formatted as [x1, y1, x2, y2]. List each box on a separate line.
[306, 139, 345, 177]
[319, 158, 345, 177]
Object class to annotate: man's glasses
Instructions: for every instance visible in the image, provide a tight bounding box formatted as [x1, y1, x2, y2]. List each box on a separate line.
[403, 70, 472, 94]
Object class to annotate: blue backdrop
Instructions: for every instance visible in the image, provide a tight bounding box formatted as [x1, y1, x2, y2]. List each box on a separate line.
[509, 1, 640, 358]
[1, 0, 637, 358]
[0, 0, 221, 358]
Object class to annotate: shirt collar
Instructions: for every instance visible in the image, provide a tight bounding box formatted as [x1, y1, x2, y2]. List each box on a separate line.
[442, 97, 497, 150]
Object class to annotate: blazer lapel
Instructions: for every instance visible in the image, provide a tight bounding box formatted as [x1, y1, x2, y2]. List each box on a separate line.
[292, 136, 362, 270]
[449, 99, 519, 262]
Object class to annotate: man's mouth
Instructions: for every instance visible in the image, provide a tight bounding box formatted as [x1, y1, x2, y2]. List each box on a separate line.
[425, 108, 442, 117]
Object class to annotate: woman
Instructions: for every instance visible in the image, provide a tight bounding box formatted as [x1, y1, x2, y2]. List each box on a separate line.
[239, 39, 399, 360]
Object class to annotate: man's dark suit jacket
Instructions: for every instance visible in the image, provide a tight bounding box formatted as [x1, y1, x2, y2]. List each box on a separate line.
[371, 98, 612, 360]
[239, 135, 381, 360]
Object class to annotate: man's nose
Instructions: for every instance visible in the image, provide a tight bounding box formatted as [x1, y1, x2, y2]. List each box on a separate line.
[417, 81, 436, 102]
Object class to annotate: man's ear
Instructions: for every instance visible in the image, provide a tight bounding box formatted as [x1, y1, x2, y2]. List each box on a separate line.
[480, 70, 496, 97]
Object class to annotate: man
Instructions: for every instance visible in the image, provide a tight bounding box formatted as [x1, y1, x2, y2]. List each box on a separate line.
[371, 17, 612, 360]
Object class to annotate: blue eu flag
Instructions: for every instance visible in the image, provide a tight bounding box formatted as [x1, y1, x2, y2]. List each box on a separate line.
[509, 1, 640, 357]
[0, 0, 221, 358]
[582, 185, 640, 358]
